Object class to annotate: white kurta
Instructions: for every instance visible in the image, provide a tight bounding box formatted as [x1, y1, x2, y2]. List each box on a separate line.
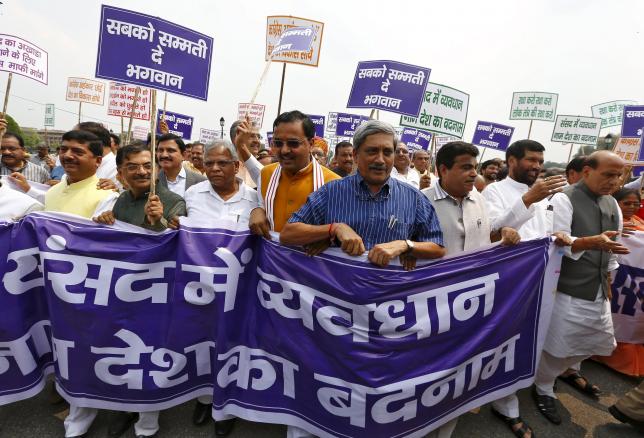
[544, 193, 621, 358]
[483, 177, 553, 240]
[391, 166, 420, 189]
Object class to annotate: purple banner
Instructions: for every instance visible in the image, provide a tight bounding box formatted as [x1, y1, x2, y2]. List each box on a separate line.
[400, 127, 433, 151]
[0, 214, 560, 437]
[472, 121, 515, 151]
[307, 114, 326, 138]
[347, 60, 431, 117]
[622, 105, 644, 138]
[95, 5, 214, 100]
[335, 112, 369, 137]
[158, 109, 194, 139]
[266, 131, 274, 145]
[633, 166, 644, 177]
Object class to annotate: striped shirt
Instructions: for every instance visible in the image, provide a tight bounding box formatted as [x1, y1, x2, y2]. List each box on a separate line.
[289, 172, 443, 250]
[0, 160, 50, 183]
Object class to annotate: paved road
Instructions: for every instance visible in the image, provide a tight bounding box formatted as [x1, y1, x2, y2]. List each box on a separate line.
[0, 360, 640, 438]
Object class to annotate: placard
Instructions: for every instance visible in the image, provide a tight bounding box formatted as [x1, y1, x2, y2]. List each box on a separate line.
[157, 109, 193, 139]
[347, 60, 430, 117]
[621, 105, 644, 138]
[199, 128, 220, 144]
[472, 121, 515, 151]
[591, 100, 637, 129]
[237, 103, 265, 128]
[335, 113, 369, 137]
[265, 16, 324, 67]
[399, 127, 432, 151]
[509, 92, 558, 122]
[307, 114, 326, 138]
[0, 34, 48, 84]
[66, 77, 105, 105]
[107, 82, 151, 120]
[400, 82, 469, 138]
[551, 115, 601, 145]
[613, 137, 644, 165]
[44, 104, 55, 127]
[95, 5, 214, 100]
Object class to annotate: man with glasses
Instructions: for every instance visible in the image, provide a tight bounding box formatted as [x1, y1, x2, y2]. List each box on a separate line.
[390, 142, 420, 189]
[93, 143, 186, 232]
[1, 131, 50, 183]
[248, 110, 339, 237]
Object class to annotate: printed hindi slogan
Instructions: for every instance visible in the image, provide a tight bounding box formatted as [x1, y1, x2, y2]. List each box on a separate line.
[335, 112, 369, 137]
[107, 82, 151, 120]
[400, 127, 433, 151]
[265, 16, 324, 67]
[307, 114, 326, 138]
[347, 60, 430, 117]
[237, 103, 266, 128]
[95, 5, 214, 100]
[199, 128, 221, 144]
[472, 121, 515, 151]
[551, 115, 601, 145]
[591, 100, 637, 129]
[0, 34, 48, 84]
[157, 109, 193, 139]
[0, 214, 561, 438]
[66, 77, 105, 106]
[400, 82, 469, 138]
[621, 105, 644, 139]
[509, 92, 558, 122]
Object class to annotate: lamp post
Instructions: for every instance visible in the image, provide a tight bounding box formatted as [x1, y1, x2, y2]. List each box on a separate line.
[219, 117, 225, 139]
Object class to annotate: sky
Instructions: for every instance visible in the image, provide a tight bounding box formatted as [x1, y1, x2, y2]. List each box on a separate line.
[1, 0, 643, 163]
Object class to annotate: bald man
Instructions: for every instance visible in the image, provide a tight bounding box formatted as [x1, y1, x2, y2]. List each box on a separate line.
[533, 151, 630, 425]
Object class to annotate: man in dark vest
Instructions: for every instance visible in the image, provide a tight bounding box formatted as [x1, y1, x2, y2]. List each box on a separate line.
[533, 151, 630, 425]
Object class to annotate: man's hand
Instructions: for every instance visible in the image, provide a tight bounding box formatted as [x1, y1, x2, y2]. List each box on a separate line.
[168, 216, 180, 230]
[44, 155, 55, 169]
[234, 116, 255, 146]
[8, 172, 30, 192]
[249, 208, 271, 239]
[589, 231, 630, 254]
[419, 174, 431, 190]
[552, 231, 572, 247]
[500, 227, 521, 246]
[159, 120, 169, 135]
[46, 179, 60, 186]
[368, 240, 408, 267]
[333, 223, 365, 256]
[399, 253, 417, 271]
[522, 175, 567, 207]
[144, 194, 164, 225]
[92, 211, 116, 225]
[304, 239, 330, 257]
[0, 117, 7, 133]
[97, 178, 118, 191]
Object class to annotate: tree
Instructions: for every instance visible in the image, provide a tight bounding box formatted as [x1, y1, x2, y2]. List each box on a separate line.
[4, 114, 23, 137]
[22, 128, 42, 150]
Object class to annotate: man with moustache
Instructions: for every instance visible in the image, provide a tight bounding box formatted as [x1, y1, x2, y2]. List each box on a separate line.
[191, 142, 206, 174]
[156, 133, 205, 197]
[565, 156, 587, 185]
[281, 120, 444, 270]
[330, 141, 354, 177]
[390, 142, 420, 188]
[248, 111, 339, 237]
[481, 139, 568, 438]
[1, 131, 50, 183]
[480, 159, 500, 187]
[413, 149, 438, 190]
[93, 144, 186, 231]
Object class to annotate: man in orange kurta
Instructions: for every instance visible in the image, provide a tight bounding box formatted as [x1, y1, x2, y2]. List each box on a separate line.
[247, 110, 339, 235]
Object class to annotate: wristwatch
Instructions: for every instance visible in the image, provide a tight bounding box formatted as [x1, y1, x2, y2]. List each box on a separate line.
[405, 239, 415, 253]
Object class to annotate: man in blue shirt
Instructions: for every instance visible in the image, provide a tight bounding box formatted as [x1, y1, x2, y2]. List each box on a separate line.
[281, 120, 444, 269]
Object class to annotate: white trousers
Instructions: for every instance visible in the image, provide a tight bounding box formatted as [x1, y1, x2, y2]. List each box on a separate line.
[491, 393, 520, 418]
[286, 426, 315, 438]
[535, 351, 589, 398]
[64, 405, 160, 437]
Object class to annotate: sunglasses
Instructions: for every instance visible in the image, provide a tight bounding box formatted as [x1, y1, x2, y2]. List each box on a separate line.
[271, 139, 305, 148]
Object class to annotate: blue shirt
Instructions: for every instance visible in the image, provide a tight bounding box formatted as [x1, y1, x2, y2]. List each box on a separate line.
[288, 172, 443, 250]
[50, 166, 65, 180]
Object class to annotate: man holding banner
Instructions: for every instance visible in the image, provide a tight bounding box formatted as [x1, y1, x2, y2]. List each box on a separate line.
[249, 111, 339, 236]
[534, 151, 630, 425]
[280, 120, 444, 268]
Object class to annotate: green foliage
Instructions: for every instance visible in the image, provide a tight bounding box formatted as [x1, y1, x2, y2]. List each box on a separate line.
[4, 114, 22, 137]
[22, 128, 42, 149]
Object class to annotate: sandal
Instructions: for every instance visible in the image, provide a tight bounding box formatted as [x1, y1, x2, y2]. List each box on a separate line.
[558, 371, 601, 398]
[491, 408, 536, 438]
[532, 387, 562, 425]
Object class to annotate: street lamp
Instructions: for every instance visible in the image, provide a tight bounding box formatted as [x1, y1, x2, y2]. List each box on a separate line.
[219, 117, 225, 139]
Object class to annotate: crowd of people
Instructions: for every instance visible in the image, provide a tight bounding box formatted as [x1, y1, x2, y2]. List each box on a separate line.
[1, 111, 643, 437]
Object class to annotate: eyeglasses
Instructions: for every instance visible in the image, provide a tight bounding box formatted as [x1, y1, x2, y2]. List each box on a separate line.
[271, 139, 305, 148]
[621, 201, 641, 207]
[123, 163, 153, 172]
[204, 160, 235, 168]
[312, 152, 325, 157]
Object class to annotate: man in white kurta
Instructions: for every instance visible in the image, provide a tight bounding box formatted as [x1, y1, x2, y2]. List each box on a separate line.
[533, 151, 628, 425]
[182, 140, 258, 437]
[481, 140, 568, 436]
